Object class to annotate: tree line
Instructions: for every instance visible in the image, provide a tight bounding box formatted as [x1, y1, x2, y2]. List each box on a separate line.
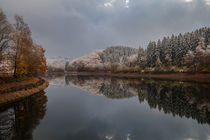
[0, 10, 47, 78]
[66, 27, 210, 73]
[137, 27, 210, 72]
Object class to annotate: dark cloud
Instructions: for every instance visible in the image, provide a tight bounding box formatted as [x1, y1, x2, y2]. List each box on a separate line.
[0, 0, 210, 57]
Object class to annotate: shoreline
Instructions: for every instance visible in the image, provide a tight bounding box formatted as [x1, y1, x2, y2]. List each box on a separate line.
[0, 78, 49, 107]
[65, 72, 210, 83]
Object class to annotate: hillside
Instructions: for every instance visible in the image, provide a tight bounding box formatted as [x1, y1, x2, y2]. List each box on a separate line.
[47, 57, 72, 72]
[66, 27, 210, 73]
[65, 46, 138, 72]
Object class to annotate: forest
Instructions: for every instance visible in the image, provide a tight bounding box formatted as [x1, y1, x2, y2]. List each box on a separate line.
[66, 27, 210, 74]
[0, 10, 47, 82]
[1, 8, 210, 77]
[140, 27, 210, 73]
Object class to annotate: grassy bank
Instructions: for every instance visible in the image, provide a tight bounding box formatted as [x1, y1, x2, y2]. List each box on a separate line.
[0, 77, 41, 94]
[0, 77, 49, 106]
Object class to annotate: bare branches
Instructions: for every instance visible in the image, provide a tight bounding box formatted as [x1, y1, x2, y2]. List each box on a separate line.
[0, 10, 47, 77]
[0, 10, 12, 59]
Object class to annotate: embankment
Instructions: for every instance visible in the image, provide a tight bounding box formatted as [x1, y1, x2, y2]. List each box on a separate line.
[66, 72, 210, 83]
[0, 77, 49, 106]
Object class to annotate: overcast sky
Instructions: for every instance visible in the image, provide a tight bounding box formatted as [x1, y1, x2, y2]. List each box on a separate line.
[0, 0, 210, 58]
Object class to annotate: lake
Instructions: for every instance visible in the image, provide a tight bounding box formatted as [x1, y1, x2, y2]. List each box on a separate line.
[0, 75, 210, 140]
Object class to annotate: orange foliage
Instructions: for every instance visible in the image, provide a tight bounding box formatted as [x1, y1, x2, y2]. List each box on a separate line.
[12, 15, 47, 77]
[0, 77, 40, 92]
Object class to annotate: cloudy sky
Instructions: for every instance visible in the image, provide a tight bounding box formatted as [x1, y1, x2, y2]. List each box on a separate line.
[0, 0, 210, 58]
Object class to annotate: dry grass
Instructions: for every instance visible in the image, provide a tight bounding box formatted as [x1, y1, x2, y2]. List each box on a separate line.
[0, 77, 40, 94]
[0, 80, 49, 106]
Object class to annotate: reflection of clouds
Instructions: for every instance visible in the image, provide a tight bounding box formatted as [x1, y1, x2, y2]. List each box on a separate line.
[126, 133, 131, 140]
[65, 75, 210, 126]
[45, 75, 66, 87]
[33, 77, 210, 140]
[105, 133, 131, 140]
[105, 135, 113, 140]
[185, 138, 195, 140]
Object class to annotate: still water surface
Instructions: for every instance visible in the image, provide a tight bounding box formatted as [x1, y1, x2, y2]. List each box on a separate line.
[0, 75, 210, 140]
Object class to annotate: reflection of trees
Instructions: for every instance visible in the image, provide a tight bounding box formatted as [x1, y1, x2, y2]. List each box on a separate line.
[0, 91, 47, 140]
[0, 108, 15, 140]
[99, 78, 137, 99]
[65, 76, 138, 98]
[137, 81, 210, 125]
[65, 75, 210, 125]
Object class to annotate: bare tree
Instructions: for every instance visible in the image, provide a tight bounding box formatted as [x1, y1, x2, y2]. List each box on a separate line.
[12, 15, 32, 77]
[0, 10, 12, 63]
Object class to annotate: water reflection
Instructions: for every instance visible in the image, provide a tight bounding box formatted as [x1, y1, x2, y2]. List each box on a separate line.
[65, 75, 210, 125]
[0, 91, 47, 140]
[1, 76, 209, 140]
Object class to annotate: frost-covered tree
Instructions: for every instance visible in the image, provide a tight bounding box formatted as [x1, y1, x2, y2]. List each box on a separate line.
[184, 50, 195, 70]
[145, 27, 210, 69]
[184, 37, 210, 71]
[165, 54, 172, 67]
[66, 27, 210, 73]
[205, 45, 210, 67]
[146, 41, 156, 67]
[137, 47, 146, 69]
[194, 38, 207, 70]
[155, 39, 161, 62]
[0, 10, 13, 63]
[99, 46, 138, 65]
[155, 56, 162, 68]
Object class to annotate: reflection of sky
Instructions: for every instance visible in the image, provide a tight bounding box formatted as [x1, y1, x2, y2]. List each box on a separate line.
[33, 82, 210, 140]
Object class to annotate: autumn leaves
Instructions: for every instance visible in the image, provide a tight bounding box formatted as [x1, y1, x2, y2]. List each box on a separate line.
[0, 10, 47, 77]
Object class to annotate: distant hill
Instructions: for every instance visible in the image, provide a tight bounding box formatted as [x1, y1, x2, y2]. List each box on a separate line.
[66, 27, 210, 73]
[47, 57, 72, 72]
[65, 46, 138, 72]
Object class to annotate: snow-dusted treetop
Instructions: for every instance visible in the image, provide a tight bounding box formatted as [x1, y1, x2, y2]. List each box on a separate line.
[65, 46, 138, 72]
[47, 56, 72, 71]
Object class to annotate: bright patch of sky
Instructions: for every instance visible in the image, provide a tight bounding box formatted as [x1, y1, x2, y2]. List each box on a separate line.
[104, 0, 130, 8]
[184, 138, 195, 140]
[104, 0, 116, 7]
[125, 0, 130, 8]
[205, 0, 210, 5]
[183, 0, 193, 3]
[104, 2, 113, 7]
